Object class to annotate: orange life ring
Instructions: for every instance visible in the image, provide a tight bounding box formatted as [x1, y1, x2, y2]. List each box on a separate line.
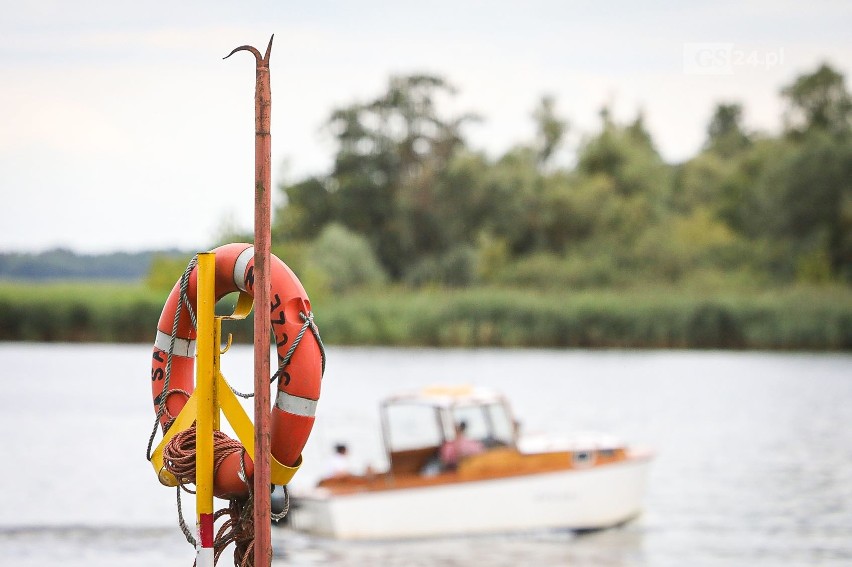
[150, 242, 323, 498]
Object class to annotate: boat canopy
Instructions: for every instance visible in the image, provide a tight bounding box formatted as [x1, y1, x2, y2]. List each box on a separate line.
[381, 385, 507, 409]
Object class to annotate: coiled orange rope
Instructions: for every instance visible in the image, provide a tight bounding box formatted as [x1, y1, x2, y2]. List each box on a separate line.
[162, 425, 255, 566]
[162, 426, 244, 486]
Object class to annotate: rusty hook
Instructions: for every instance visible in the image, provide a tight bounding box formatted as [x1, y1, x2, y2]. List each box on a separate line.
[223, 34, 274, 67]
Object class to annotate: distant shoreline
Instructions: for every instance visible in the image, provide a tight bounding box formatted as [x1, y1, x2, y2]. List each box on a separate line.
[0, 249, 193, 282]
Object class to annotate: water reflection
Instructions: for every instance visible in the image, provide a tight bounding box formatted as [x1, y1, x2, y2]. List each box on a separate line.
[273, 524, 647, 567]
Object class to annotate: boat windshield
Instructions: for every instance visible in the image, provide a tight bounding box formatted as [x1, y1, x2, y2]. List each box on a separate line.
[383, 397, 517, 453]
[451, 401, 515, 447]
[384, 403, 442, 451]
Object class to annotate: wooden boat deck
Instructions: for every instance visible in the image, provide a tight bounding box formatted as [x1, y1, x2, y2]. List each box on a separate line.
[317, 446, 637, 495]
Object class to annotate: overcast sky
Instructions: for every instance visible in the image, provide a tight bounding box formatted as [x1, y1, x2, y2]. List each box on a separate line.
[2, 1, 850, 253]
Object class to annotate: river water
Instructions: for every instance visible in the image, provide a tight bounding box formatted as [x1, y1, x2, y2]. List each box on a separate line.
[0, 343, 850, 566]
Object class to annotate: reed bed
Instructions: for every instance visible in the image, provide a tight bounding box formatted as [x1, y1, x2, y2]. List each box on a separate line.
[1, 282, 848, 350]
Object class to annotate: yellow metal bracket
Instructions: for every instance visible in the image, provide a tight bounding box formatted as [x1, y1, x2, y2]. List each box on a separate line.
[150, 391, 198, 487]
[216, 371, 302, 485]
[222, 291, 254, 321]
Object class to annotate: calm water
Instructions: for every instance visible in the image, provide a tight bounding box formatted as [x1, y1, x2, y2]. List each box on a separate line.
[0, 343, 850, 566]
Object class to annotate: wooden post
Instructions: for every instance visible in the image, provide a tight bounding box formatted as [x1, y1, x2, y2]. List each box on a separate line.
[225, 35, 274, 566]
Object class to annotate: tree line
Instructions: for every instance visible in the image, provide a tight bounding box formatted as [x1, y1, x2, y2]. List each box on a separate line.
[241, 63, 851, 296]
[0, 248, 189, 281]
[8, 63, 849, 296]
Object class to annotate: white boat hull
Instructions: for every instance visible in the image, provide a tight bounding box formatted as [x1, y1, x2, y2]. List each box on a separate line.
[289, 457, 651, 540]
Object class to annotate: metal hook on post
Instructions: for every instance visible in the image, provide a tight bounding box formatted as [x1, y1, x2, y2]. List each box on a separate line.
[223, 35, 274, 66]
[225, 33, 275, 567]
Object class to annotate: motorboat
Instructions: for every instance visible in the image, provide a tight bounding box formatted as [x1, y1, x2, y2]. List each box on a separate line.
[287, 385, 653, 539]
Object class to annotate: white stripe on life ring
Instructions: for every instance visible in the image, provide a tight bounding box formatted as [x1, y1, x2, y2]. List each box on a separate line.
[233, 246, 254, 292]
[154, 330, 196, 358]
[275, 391, 318, 417]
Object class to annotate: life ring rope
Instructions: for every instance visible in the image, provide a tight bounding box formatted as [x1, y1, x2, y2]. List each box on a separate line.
[273, 310, 326, 381]
[146, 255, 198, 462]
[212, 310, 326, 401]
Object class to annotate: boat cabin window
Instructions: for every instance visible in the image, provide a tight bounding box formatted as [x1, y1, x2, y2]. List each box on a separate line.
[450, 401, 515, 447]
[451, 405, 488, 441]
[484, 402, 515, 445]
[384, 403, 442, 451]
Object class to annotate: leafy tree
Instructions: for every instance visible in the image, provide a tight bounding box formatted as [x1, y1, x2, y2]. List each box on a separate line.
[273, 177, 336, 242]
[308, 223, 387, 293]
[477, 147, 544, 254]
[626, 110, 655, 152]
[404, 243, 479, 287]
[742, 133, 851, 280]
[532, 95, 567, 166]
[275, 74, 477, 280]
[577, 108, 671, 202]
[782, 63, 852, 138]
[705, 103, 751, 157]
[476, 231, 510, 283]
[634, 208, 742, 281]
[574, 109, 673, 254]
[674, 152, 730, 214]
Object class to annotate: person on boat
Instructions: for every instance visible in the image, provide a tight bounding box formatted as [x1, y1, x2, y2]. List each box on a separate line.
[439, 421, 485, 471]
[321, 443, 354, 480]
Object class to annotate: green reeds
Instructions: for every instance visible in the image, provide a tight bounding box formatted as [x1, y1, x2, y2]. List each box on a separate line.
[0, 282, 848, 350]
